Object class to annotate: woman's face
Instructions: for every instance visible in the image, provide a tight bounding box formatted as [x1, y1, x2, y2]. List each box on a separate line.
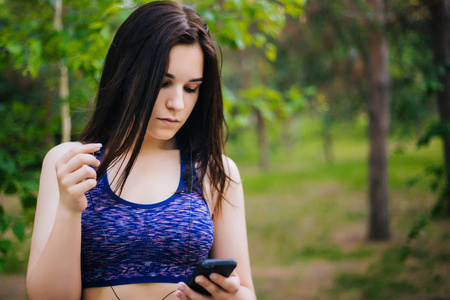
[145, 43, 204, 144]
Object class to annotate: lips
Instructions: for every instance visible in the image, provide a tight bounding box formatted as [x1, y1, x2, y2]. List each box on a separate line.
[157, 118, 181, 126]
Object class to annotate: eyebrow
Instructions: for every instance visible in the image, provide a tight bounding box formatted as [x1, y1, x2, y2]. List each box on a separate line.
[165, 73, 203, 82]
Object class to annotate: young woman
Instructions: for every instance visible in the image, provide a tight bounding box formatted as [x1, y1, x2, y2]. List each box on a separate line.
[26, 2, 255, 299]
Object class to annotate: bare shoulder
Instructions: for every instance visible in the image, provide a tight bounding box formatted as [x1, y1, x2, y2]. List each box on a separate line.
[221, 154, 242, 183]
[45, 141, 81, 158]
[203, 155, 243, 211]
[43, 142, 81, 166]
[221, 155, 244, 208]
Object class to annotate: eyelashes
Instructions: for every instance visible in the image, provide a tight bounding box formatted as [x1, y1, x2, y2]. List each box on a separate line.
[161, 81, 200, 94]
[184, 87, 197, 93]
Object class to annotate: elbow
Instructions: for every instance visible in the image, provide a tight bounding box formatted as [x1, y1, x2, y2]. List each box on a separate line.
[26, 275, 82, 300]
[26, 272, 38, 300]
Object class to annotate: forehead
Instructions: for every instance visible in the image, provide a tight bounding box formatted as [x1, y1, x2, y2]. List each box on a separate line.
[167, 44, 204, 79]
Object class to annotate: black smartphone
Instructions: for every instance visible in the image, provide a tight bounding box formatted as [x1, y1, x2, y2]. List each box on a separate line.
[186, 259, 237, 296]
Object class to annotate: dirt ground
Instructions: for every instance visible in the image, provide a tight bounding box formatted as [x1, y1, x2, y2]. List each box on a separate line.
[0, 274, 26, 300]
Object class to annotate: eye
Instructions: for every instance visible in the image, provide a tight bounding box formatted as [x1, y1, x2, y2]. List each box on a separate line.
[184, 87, 196, 93]
[161, 81, 170, 88]
[184, 85, 200, 94]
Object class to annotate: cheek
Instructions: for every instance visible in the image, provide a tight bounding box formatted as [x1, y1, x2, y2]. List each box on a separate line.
[153, 92, 166, 110]
[187, 96, 199, 114]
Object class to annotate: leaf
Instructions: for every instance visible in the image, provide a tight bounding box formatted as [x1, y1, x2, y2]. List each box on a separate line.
[0, 206, 8, 232]
[21, 193, 37, 210]
[27, 38, 43, 78]
[12, 222, 26, 241]
[89, 21, 106, 30]
[264, 43, 277, 62]
[0, 239, 12, 255]
[4, 180, 18, 195]
[6, 43, 23, 57]
[407, 214, 428, 241]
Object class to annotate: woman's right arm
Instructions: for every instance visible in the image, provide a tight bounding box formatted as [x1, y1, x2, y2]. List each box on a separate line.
[26, 142, 102, 300]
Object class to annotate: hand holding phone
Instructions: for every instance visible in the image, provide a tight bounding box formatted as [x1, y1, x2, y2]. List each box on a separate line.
[186, 259, 237, 296]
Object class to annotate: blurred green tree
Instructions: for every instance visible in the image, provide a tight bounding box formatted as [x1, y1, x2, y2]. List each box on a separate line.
[389, 0, 450, 217]
[0, 0, 126, 271]
[421, 0, 450, 215]
[267, 0, 443, 239]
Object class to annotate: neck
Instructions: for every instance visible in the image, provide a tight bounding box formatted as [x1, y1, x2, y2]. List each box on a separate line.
[140, 136, 177, 152]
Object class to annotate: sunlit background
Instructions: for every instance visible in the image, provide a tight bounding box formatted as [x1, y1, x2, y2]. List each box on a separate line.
[0, 0, 449, 299]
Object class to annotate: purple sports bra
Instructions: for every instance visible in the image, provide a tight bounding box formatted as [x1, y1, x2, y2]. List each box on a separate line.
[80, 152, 214, 288]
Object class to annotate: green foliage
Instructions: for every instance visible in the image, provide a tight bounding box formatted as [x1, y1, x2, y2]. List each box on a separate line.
[191, 0, 305, 60]
[388, 5, 437, 138]
[416, 120, 450, 215]
[224, 84, 311, 132]
[418, 121, 450, 147]
[0, 97, 48, 271]
[0, 203, 27, 272]
[0, 100, 46, 212]
[239, 85, 284, 121]
[400, 161, 448, 262]
[271, 0, 372, 122]
[0, 0, 125, 79]
[331, 237, 448, 300]
[269, 0, 438, 140]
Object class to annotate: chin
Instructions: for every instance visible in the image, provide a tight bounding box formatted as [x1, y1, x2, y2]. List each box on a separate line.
[145, 131, 177, 142]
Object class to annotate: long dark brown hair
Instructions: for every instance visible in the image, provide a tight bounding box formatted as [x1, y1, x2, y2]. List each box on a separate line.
[80, 1, 229, 215]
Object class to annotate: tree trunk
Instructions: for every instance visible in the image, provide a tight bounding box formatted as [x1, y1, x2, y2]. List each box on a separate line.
[255, 109, 270, 170]
[425, 0, 450, 215]
[322, 110, 334, 163]
[281, 117, 293, 154]
[54, 0, 71, 142]
[238, 48, 271, 169]
[367, 0, 391, 240]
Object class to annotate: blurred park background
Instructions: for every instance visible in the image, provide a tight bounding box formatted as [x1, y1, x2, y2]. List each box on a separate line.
[0, 0, 449, 299]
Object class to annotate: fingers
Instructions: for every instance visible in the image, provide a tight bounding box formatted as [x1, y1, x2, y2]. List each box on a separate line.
[57, 143, 102, 167]
[56, 143, 101, 178]
[175, 272, 240, 299]
[175, 282, 205, 300]
[59, 164, 97, 189]
[174, 283, 189, 299]
[55, 143, 102, 212]
[64, 153, 100, 174]
[64, 178, 97, 198]
[209, 271, 240, 295]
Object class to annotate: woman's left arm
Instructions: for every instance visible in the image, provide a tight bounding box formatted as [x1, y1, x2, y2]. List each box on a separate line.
[176, 156, 256, 300]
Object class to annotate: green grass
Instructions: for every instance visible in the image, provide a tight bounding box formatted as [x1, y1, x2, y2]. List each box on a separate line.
[227, 117, 448, 300]
[298, 245, 375, 261]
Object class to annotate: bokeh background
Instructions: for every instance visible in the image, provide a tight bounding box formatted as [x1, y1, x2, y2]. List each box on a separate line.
[0, 0, 449, 299]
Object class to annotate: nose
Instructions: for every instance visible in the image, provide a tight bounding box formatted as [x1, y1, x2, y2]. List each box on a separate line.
[166, 86, 184, 111]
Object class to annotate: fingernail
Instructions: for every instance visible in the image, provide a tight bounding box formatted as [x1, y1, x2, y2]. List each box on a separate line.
[210, 273, 218, 281]
[94, 143, 102, 148]
[195, 276, 204, 284]
[177, 282, 186, 291]
[174, 290, 182, 298]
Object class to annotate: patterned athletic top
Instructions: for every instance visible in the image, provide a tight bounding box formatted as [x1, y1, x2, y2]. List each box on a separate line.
[80, 151, 214, 288]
